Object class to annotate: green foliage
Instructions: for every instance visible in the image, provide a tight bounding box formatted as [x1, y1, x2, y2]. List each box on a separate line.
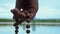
[0, 18, 15, 22]
[31, 19, 60, 22]
[0, 18, 60, 22]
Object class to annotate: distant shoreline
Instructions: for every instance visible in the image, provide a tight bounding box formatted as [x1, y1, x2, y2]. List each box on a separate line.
[0, 22, 60, 26]
[0, 18, 60, 22]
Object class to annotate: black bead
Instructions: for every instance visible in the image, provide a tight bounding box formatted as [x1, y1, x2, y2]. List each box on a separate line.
[15, 30, 18, 32]
[26, 24, 30, 28]
[27, 21, 30, 23]
[26, 30, 30, 33]
[15, 26, 19, 29]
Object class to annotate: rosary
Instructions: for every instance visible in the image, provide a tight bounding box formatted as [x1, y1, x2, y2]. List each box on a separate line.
[14, 21, 30, 34]
[11, 0, 38, 34]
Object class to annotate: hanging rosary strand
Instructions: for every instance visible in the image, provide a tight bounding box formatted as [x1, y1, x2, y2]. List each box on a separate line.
[15, 25, 19, 34]
[26, 21, 30, 34]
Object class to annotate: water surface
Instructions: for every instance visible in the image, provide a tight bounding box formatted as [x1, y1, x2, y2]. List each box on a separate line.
[0, 25, 60, 34]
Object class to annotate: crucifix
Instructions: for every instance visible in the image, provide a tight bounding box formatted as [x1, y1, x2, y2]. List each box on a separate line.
[11, 0, 38, 34]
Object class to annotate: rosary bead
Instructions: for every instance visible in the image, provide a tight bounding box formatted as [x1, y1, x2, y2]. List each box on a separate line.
[26, 24, 30, 28]
[26, 30, 30, 33]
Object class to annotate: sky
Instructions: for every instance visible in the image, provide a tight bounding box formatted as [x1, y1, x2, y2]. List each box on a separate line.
[0, 0, 60, 19]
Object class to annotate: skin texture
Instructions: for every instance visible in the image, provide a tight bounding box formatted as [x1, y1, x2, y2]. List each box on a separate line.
[11, 0, 38, 26]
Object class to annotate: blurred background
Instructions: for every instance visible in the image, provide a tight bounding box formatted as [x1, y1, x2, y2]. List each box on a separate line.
[0, 0, 60, 34]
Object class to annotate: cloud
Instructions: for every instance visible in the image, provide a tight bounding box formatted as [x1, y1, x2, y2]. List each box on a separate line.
[0, 0, 60, 19]
[0, 13, 13, 19]
[40, 0, 60, 9]
[0, 3, 15, 18]
[0, 0, 15, 19]
[36, 7, 60, 19]
[3, 3, 15, 9]
[0, 8, 13, 19]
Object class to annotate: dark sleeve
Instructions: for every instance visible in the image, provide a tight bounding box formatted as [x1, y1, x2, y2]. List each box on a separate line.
[15, 0, 21, 10]
[27, 0, 38, 19]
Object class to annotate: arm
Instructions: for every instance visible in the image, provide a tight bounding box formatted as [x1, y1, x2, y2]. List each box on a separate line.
[24, 0, 38, 21]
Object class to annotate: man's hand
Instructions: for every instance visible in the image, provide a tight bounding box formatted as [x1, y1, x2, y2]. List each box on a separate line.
[11, 8, 26, 19]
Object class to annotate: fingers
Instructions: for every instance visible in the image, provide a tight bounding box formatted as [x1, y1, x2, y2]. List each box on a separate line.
[11, 8, 20, 15]
[13, 18, 25, 26]
[13, 15, 19, 19]
[11, 8, 26, 18]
